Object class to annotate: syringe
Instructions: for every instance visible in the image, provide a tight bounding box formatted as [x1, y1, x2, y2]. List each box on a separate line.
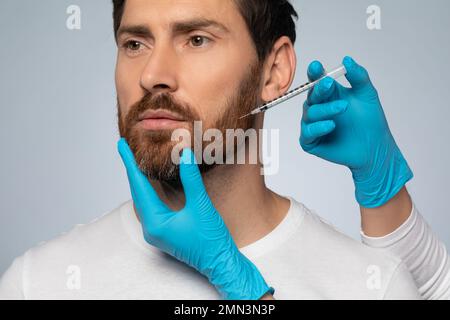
[239, 65, 347, 119]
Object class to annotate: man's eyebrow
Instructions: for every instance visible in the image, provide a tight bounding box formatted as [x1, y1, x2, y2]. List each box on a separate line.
[117, 25, 153, 39]
[116, 18, 230, 39]
[171, 18, 230, 34]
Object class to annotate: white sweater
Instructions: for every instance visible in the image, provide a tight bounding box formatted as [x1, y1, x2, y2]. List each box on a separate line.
[0, 197, 421, 299]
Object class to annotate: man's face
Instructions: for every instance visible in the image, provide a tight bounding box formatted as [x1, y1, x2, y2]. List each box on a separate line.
[116, 0, 264, 182]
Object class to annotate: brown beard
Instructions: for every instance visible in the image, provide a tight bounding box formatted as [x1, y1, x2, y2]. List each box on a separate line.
[118, 59, 263, 185]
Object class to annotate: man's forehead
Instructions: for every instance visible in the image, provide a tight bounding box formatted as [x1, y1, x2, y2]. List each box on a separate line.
[121, 0, 239, 28]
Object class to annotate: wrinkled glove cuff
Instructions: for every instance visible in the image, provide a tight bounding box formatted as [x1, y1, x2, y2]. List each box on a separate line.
[210, 250, 275, 300]
[353, 144, 414, 208]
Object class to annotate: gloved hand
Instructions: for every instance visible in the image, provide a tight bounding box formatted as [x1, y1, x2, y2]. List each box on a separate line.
[118, 138, 274, 300]
[299, 56, 413, 208]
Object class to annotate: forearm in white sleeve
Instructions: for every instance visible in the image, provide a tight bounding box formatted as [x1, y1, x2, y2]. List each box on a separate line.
[361, 201, 450, 300]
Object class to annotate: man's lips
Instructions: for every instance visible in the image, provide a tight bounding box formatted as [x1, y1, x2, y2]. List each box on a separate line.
[138, 109, 187, 131]
[139, 109, 185, 121]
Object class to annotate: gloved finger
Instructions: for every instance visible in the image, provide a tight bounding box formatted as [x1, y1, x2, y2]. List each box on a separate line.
[307, 76, 336, 106]
[300, 120, 336, 147]
[118, 138, 169, 216]
[179, 148, 213, 211]
[342, 56, 375, 92]
[307, 60, 325, 82]
[305, 100, 348, 123]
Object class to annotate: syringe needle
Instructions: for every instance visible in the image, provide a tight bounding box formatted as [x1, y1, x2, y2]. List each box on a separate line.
[239, 65, 347, 119]
[239, 112, 254, 119]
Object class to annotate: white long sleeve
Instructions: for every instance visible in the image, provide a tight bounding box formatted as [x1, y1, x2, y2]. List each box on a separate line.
[361, 202, 450, 300]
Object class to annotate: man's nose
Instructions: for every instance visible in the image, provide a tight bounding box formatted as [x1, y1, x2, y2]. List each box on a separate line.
[140, 43, 178, 95]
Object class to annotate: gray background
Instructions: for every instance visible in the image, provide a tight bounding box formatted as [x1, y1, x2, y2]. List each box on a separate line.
[1, 0, 449, 275]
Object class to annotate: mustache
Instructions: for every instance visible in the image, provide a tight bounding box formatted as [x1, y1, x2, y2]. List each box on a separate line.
[125, 92, 199, 125]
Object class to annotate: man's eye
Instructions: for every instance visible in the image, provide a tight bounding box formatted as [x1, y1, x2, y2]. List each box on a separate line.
[123, 40, 143, 51]
[189, 35, 211, 48]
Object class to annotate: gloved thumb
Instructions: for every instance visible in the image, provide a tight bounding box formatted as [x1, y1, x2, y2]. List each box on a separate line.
[179, 148, 213, 211]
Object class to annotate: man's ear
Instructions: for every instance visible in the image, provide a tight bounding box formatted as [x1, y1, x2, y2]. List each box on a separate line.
[260, 36, 297, 103]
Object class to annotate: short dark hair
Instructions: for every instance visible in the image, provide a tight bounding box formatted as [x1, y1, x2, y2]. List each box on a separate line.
[112, 0, 299, 63]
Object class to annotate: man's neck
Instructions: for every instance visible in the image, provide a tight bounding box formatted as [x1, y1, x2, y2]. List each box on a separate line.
[134, 160, 290, 249]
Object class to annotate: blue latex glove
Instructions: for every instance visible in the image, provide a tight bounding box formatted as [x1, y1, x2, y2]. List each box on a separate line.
[300, 56, 413, 208]
[118, 138, 274, 300]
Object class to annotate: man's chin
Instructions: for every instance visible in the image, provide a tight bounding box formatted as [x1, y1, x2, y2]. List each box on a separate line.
[135, 147, 219, 187]
[136, 153, 180, 182]
[145, 165, 180, 184]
